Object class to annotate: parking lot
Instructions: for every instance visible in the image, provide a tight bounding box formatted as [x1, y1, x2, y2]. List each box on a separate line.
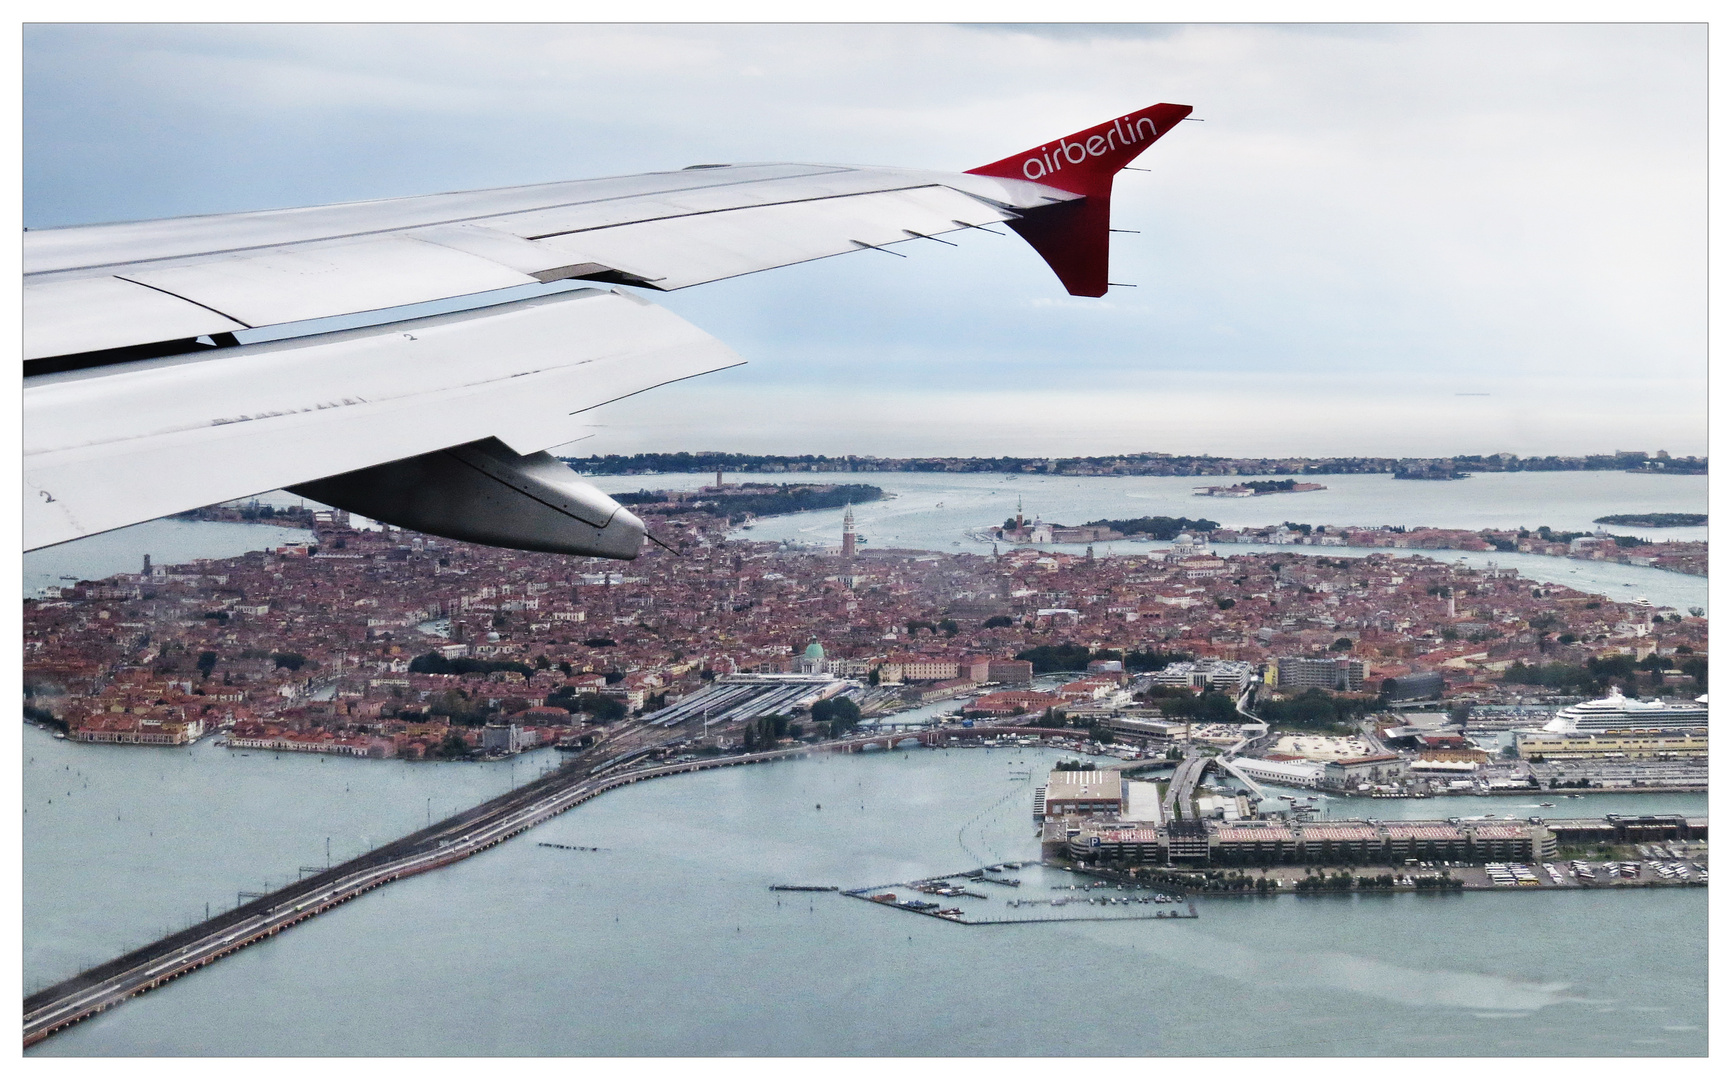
[1226, 853, 1706, 891]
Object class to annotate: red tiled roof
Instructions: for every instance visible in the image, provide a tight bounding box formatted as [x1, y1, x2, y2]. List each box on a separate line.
[1299, 825, 1380, 841]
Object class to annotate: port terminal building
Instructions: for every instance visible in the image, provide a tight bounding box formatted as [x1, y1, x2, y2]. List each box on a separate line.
[1543, 814, 1707, 843]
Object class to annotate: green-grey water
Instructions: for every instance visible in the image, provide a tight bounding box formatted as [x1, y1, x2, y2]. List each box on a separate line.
[23, 726, 1706, 1056]
[22, 471, 1708, 611]
[24, 518, 315, 598]
[598, 470, 1709, 613]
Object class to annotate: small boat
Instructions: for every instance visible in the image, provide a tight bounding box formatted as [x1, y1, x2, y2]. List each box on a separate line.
[1539, 802, 1555, 807]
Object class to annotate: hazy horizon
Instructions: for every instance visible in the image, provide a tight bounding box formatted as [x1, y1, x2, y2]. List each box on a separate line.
[553, 442, 1702, 463]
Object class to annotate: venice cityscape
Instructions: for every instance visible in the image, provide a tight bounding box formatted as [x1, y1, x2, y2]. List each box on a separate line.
[21, 20, 1707, 1064]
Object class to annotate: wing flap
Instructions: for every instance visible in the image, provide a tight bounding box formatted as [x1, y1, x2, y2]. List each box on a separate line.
[114, 234, 537, 329]
[24, 276, 250, 360]
[23, 288, 741, 550]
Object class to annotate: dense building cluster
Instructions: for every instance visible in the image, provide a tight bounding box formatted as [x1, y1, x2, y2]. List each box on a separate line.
[1213, 523, 1707, 576]
[22, 508, 1708, 760]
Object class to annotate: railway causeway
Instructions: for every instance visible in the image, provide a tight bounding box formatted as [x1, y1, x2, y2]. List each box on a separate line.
[22, 731, 818, 1049]
[25, 721, 1107, 1046]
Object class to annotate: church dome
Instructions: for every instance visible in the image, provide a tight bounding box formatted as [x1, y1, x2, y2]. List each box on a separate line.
[804, 640, 825, 660]
[1175, 532, 1193, 544]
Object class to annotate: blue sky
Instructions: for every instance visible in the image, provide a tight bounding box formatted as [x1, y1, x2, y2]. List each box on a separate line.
[23, 23, 1707, 458]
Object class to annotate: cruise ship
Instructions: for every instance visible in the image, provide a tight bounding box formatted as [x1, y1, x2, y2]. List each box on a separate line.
[1540, 687, 1708, 734]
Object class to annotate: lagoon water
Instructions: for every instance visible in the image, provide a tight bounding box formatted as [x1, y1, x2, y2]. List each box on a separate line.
[23, 725, 1707, 1056]
[22, 471, 1707, 611]
[592, 468, 1709, 542]
[24, 518, 315, 598]
[20, 471, 1709, 1055]
[600, 470, 1709, 612]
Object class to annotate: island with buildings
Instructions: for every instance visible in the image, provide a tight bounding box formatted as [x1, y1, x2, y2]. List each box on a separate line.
[25, 507, 1706, 791]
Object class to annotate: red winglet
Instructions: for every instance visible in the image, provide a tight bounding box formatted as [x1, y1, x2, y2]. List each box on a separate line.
[967, 103, 1192, 297]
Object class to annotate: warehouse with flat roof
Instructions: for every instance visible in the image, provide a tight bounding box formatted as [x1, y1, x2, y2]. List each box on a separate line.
[1066, 817, 1557, 866]
[1044, 769, 1123, 817]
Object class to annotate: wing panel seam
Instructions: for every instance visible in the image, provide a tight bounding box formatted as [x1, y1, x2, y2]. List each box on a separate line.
[566, 361, 749, 416]
[522, 184, 954, 240]
[110, 275, 255, 329]
[442, 446, 615, 529]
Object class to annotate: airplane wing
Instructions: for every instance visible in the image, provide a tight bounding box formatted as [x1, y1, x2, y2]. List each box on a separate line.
[24, 103, 1192, 558]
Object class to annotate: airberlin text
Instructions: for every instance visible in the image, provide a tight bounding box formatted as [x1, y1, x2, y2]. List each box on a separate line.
[1022, 115, 1162, 181]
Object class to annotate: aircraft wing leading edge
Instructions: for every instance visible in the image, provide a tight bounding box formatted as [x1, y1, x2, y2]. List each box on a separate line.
[23, 103, 1191, 558]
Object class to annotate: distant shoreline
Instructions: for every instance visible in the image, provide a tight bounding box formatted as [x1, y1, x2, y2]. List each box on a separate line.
[1594, 513, 1708, 528]
[567, 450, 1706, 478]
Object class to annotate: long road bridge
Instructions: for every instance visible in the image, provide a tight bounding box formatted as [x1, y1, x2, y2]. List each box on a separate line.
[23, 723, 805, 1049]
[25, 717, 1129, 1047]
[24, 719, 1104, 1048]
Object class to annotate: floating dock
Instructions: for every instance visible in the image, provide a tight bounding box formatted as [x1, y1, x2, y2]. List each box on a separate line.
[845, 865, 1198, 925]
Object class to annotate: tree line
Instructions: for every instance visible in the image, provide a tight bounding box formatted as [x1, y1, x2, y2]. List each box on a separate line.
[1079, 516, 1220, 539]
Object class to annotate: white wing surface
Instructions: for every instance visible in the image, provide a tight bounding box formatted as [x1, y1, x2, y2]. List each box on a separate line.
[23, 103, 1192, 558]
[25, 164, 1059, 362]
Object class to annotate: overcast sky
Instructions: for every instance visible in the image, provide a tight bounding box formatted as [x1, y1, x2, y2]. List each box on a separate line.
[22, 22, 1707, 459]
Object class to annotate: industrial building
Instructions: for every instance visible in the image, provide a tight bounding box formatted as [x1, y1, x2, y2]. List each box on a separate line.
[1064, 817, 1557, 866]
[1043, 769, 1124, 816]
